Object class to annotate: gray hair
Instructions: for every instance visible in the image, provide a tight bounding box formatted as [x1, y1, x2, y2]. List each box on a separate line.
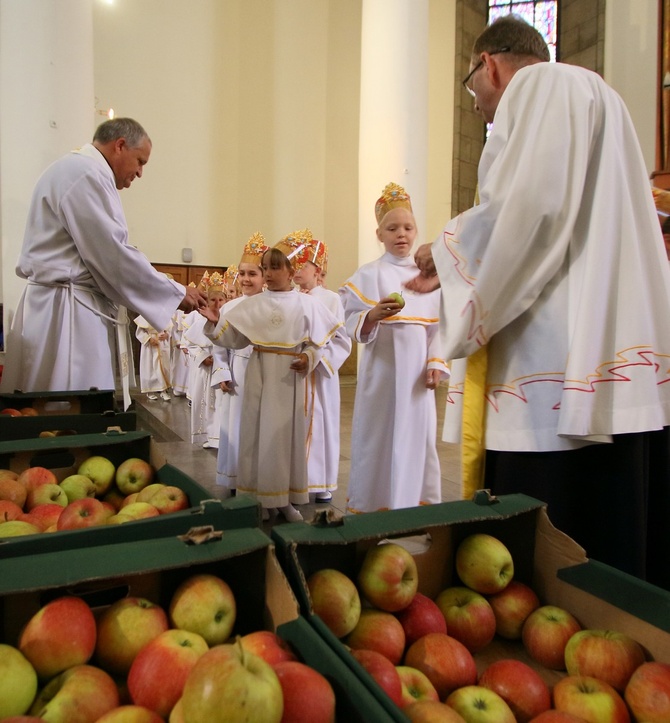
[472, 14, 550, 65]
[93, 118, 150, 148]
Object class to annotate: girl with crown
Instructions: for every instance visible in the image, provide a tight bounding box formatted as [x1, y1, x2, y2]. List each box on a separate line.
[339, 182, 450, 513]
[201, 230, 351, 522]
[212, 233, 268, 498]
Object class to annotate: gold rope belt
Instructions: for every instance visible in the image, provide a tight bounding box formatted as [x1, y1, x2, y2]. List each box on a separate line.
[252, 346, 300, 357]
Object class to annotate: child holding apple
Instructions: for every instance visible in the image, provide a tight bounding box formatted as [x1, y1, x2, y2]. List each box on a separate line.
[201, 232, 351, 522]
[293, 237, 348, 503]
[339, 182, 449, 514]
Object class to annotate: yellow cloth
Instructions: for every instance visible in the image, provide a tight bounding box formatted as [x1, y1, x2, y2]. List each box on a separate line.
[461, 345, 488, 499]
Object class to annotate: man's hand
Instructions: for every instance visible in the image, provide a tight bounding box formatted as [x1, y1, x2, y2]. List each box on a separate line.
[179, 286, 207, 312]
[414, 243, 437, 276]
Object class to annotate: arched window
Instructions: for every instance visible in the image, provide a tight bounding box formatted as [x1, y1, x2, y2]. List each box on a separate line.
[488, 1, 559, 61]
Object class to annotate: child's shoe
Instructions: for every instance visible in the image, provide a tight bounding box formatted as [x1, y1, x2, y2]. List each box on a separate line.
[279, 504, 303, 523]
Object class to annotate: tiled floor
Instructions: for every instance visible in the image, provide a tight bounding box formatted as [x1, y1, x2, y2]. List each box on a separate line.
[134, 377, 462, 529]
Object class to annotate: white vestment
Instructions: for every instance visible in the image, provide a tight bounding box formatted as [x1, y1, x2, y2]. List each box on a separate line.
[182, 314, 216, 445]
[1, 144, 184, 396]
[205, 289, 351, 509]
[434, 63, 670, 453]
[339, 253, 449, 513]
[134, 315, 172, 393]
[170, 310, 190, 396]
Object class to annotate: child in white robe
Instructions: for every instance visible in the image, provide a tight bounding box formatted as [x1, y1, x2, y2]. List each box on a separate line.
[134, 315, 172, 401]
[293, 236, 348, 502]
[170, 306, 191, 397]
[339, 182, 449, 514]
[214, 233, 268, 498]
[202, 232, 351, 522]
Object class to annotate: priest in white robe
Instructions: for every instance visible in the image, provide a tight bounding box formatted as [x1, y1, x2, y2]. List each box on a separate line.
[409, 16, 670, 587]
[1, 118, 206, 403]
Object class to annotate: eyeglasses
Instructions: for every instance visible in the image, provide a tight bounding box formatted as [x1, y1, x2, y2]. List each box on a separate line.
[462, 47, 511, 97]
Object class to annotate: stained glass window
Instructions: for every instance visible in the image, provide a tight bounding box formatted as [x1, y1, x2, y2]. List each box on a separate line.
[488, 1, 558, 61]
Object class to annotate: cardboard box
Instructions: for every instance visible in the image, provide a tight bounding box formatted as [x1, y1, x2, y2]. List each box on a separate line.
[272, 493, 670, 720]
[0, 430, 260, 557]
[0, 389, 136, 440]
[0, 527, 399, 722]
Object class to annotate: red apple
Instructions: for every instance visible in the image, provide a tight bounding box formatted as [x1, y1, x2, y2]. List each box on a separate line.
[142, 485, 189, 514]
[553, 675, 630, 723]
[396, 665, 440, 707]
[528, 712, 589, 722]
[95, 597, 169, 676]
[521, 605, 582, 670]
[19, 596, 96, 679]
[239, 630, 298, 666]
[180, 640, 283, 723]
[404, 700, 467, 722]
[478, 659, 551, 722]
[564, 629, 645, 692]
[434, 586, 496, 653]
[115, 458, 155, 495]
[357, 542, 418, 612]
[0, 500, 25, 522]
[168, 573, 236, 646]
[59, 474, 97, 503]
[28, 664, 119, 722]
[395, 592, 447, 647]
[0, 477, 27, 508]
[273, 660, 336, 723]
[77, 455, 116, 497]
[20, 407, 39, 416]
[25, 483, 68, 510]
[28, 503, 65, 531]
[487, 580, 540, 639]
[57, 497, 109, 530]
[1, 408, 22, 416]
[95, 706, 164, 723]
[345, 608, 406, 664]
[404, 633, 477, 700]
[307, 568, 361, 638]
[17, 466, 58, 493]
[127, 628, 208, 718]
[0, 643, 38, 720]
[455, 533, 514, 594]
[624, 661, 670, 722]
[351, 648, 403, 707]
[103, 487, 126, 512]
[446, 685, 516, 723]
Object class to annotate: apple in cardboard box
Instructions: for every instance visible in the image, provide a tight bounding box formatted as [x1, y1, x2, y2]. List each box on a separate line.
[529, 712, 591, 722]
[95, 706, 164, 723]
[77, 455, 116, 497]
[351, 648, 403, 707]
[0, 519, 41, 537]
[29, 664, 119, 722]
[17, 466, 58, 493]
[487, 579, 540, 640]
[0, 499, 24, 522]
[111, 501, 160, 521]
[0, 468, 19, 480]
[564, 628, 646, 692]
[273, 660, 336, 723]
[239, 630, 298, 666]
[115, 458, 155, 496]
[0, 476, 27, 508]
[128, 629, 208, 718]
[180, 640, 283, 723]
[57, 497, 109, 531]
[403, 700, 467, 722]
[168, 573, 236, 646]
[455, 533, 514, 594]
[357, 542, 418, 612]
[434, 586, 496, 653]
[345, 608, 406, 664]
[521, 604, 582, 670]
[307, 567, 361, 638]
[28, 503, 65, 531]
[405, 632, 477, 700]
[553, 675, 630, 723]
[478, 658, 551, 722]
[19, 596, 97, 679]
[25, 483, 68, 510]
[395, 591, 447, 647]
[59, 474, 97, 503]
[624, 661, 670, 723]
[0, 643, 38, 719]
[445, 685, 516, 723]
[95, 597, 170, 676]
[396, 665, 440, 707]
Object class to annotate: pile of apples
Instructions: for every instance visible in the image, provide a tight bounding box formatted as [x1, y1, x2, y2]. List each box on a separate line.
[0, 572, 336, 722]
[0, 406, 39, 417]
[307, 533, 670, 722]
[0, 455, 190, 536]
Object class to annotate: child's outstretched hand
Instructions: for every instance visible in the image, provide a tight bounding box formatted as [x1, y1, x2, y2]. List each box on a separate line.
[290, 353, 309, 374]
[426, 368, 441, 390]
[199, 306, 220, 323]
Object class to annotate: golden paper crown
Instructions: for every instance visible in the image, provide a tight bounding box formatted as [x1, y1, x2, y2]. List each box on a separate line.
[188, 281, 197, 288]
[197, 270, 211, 291]
[240, 232, 269, 266]
[375, 182, 413, 224]
[207, 271, 225, 294]
[274, 229, 313, 271]
[307, 238, 328, 272]
[223, 264, 239, 289]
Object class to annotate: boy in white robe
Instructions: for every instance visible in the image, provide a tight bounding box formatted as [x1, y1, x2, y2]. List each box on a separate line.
[293, 236, 349, 502]
[170, 307, 191, 397]
[340, 183, 450, 514]
[134, 315, 172, 401]
[202, 232, 351, 522]
[409, 16, 670, 586]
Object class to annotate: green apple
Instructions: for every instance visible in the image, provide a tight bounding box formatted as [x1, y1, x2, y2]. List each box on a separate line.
[307, 568, 361, 638]
[115, 458, 155, 496]
[455, 533, 514, 594]
[77, 456, 116, 497]
[0, 644, 38, 718]
[95, 705, 164, 723]
[59, 474, 97, 503]
[553, 675, 630, 722]
[388, 292, 405, 308]
[181, 639, 283, 723]
[25, 483, 68, 510]
[446, 685, 516, 723]
[0, 519, 41, 537]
